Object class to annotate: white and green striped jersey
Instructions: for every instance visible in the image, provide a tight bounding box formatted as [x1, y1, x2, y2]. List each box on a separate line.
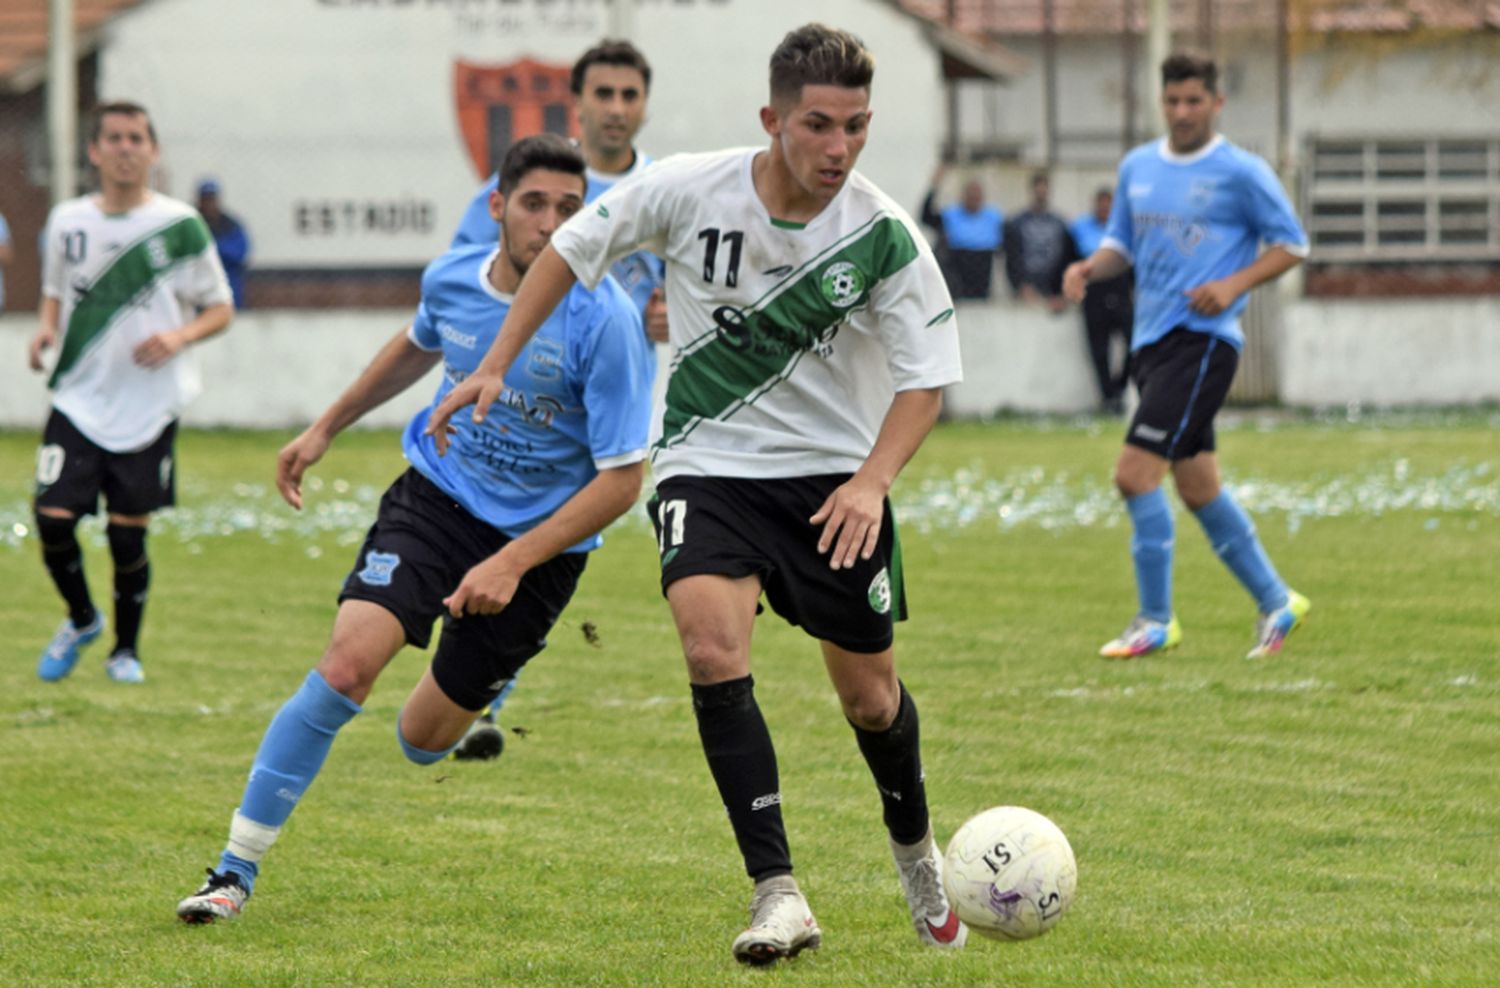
[551, 148, 961, 481]
[42, 193, 231, 452]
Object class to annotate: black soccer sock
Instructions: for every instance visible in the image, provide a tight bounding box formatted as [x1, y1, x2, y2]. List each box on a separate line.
[107, 523, 150, 655]
[691, 676, 793, 882]
[850, 681, 930, 846]
[36, 512, 96, 628]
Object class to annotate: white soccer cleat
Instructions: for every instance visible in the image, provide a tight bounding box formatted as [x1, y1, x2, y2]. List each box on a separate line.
[731, 874, 822, 965]
[1247, 590, 1311, 659]
[177, 869, 249, 924]
[105, 650, 145, 684]
[891, 827, 968, 948]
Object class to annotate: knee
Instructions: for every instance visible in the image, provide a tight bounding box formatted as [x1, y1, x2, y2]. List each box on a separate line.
[34, 510, 79, 548]
[316, 645, 381, 703]
[680, 630, 746, 684]
[840, 681, 900, 732]
[106, 522, 148, 569]
[1114, 466, 1151, 499]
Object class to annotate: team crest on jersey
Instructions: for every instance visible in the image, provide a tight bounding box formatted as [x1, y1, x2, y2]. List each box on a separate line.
[867, 567, 892, 614]
[820, 261, 867, 309]
[453, 58, 576, 179]
[1188, 179, 1218, 211]
[357, 550, 402, 587]
[145, 236, 170, 270]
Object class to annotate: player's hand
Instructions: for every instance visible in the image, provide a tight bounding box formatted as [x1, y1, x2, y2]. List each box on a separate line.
[425, 372, 505, 456]
[810, 475, 884, 571]
[27, 327, 57, 372]
[444, 553, 523, 617]
[275, 427, 332, 510]
[132, 328, 186, 368]
[1185, 279, 1239, 315]
[644, 287, 669, 344]
[1046, 294, 1068, 315]
[1062, 260, 1092, 303]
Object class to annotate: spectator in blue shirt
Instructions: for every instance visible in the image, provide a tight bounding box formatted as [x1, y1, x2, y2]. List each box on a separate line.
[0, 211, 12, 311]
[196, 179, 251, 309]
[920, 164, 1003, 299]
[1070, 186, 1132, 412]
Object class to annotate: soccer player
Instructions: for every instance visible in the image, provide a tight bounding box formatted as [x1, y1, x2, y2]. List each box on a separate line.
[1063, 52, 1311, 660]
[174, 134, 654, 923]
[427, 23, 967, 965]
[28, 101, 234, 685]
[450, 39, 667, 760]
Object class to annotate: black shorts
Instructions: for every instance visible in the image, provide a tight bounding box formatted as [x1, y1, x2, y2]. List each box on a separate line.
[648, 474, 907, 654]
[339, 469, 587, 711]
[34, 410, 177, 516]
[1126, 328, 1239, 460]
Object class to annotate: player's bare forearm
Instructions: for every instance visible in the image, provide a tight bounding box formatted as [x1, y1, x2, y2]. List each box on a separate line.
[445, 462, 643, 616]
[313, 327, 442, 438]
[1063, 248, 1129, 303]
[30, 298, 61, 371]
[1225, 245, 1303, 296]
[858, 387, 944, 493]
[179, 302, 234, 345]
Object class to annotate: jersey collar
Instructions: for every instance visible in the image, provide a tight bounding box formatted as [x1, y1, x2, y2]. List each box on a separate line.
[478, 246, 514, 303]
[1156, 134, 1225, 165]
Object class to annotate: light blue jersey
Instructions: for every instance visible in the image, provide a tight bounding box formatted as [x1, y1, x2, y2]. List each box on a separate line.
[401, 244, 653, 552]
[1070, 213, 1106, 258]
[450, 151, 665, 316]
[940, 203, 1003, 251]
[1102, 136, 1307, 351]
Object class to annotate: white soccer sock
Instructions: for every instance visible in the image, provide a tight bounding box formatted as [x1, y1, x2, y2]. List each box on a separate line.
[226, 810, 281, 863]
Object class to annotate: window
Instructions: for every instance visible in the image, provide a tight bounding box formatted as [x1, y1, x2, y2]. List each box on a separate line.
[1303, 137, 1500, 262]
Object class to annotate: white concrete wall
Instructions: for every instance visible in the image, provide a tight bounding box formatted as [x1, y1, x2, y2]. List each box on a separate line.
[5, 299, 1493, 432]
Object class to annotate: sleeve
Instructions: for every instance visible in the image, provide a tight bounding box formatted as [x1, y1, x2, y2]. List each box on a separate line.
[177, 215, 233, 308]
[450, 178, 499, 248]
[578, 294, 653, 469]
[407, 263, 443, 351]
[1100, 159, 1135, 263]
[868, 218, 962, 391]
[41, 207, 64, 300]
[1242, 156, 1309, 257]
[551, 165, 675, 292]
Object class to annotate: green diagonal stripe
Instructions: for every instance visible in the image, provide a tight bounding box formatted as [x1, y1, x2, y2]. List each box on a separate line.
[658, 215, 920, 451]
[49, 215, 213, 387]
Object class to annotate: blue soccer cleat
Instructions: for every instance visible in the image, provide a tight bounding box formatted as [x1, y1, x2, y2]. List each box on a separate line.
[37, 613, 106, 681]
[1246, 590, 1311, 659]
[105, 649, 146, 684]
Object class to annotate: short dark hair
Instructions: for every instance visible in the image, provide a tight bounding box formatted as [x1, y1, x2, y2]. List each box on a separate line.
[89, 100, 157, 144]
[570, 39, 652, 96]
[768, 23, 874, 107]
[1161, 51, 1218, 94]
[497, 133, 586, 197]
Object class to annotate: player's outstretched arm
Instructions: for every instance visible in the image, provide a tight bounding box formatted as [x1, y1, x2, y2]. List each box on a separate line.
[1062, 248, 1129, 304]
[443, 461, 644, 616]
[811, 387, 944, 571]
[132, 302, 234, 369]
[275, 325, 441, 509]
[426, 245, 578, 453]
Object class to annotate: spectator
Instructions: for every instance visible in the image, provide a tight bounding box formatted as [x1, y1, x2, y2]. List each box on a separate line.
[1070, 186, 1133, 412]
[196, 179, 251, 309]
[1004, 171, 1077, 312]
[919, 164, 1003, 299]
[0, 211, 12, 312]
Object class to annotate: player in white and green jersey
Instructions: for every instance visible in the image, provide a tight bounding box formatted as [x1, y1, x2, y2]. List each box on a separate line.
[428, 24, 968, 965]
[28, 101, 233, 685]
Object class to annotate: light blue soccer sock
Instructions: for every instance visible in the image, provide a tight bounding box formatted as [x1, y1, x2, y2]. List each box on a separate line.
[1192, 490, 1289, 613]
[217, 669, 361, 891]
[396, 716, 462, 765]
[1126, 489, 1175, 622]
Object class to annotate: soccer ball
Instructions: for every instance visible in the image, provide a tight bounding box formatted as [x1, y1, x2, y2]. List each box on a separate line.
[942, 806, 1077, 940]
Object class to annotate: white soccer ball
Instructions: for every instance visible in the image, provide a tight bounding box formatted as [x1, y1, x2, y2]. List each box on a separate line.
[942, 805, 1077, 940]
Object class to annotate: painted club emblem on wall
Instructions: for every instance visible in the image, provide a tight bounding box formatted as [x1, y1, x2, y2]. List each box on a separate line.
[454, 59, 577, 179]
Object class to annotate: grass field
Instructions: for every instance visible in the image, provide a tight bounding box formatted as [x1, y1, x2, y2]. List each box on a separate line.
[2, 414, 1497, 986]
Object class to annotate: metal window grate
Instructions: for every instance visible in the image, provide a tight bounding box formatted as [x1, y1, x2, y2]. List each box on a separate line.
[1303, 137, 1500, 262]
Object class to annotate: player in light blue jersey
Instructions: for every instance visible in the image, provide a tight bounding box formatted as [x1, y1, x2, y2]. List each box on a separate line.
[1064, 52, 1311, 661]
[450, 39, 667, 759]
[175, 134, 654, 924]
[451, 40, 666, 335]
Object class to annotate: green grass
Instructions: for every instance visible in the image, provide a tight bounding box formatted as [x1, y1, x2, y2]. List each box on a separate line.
[2, 415, 1498, 986]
